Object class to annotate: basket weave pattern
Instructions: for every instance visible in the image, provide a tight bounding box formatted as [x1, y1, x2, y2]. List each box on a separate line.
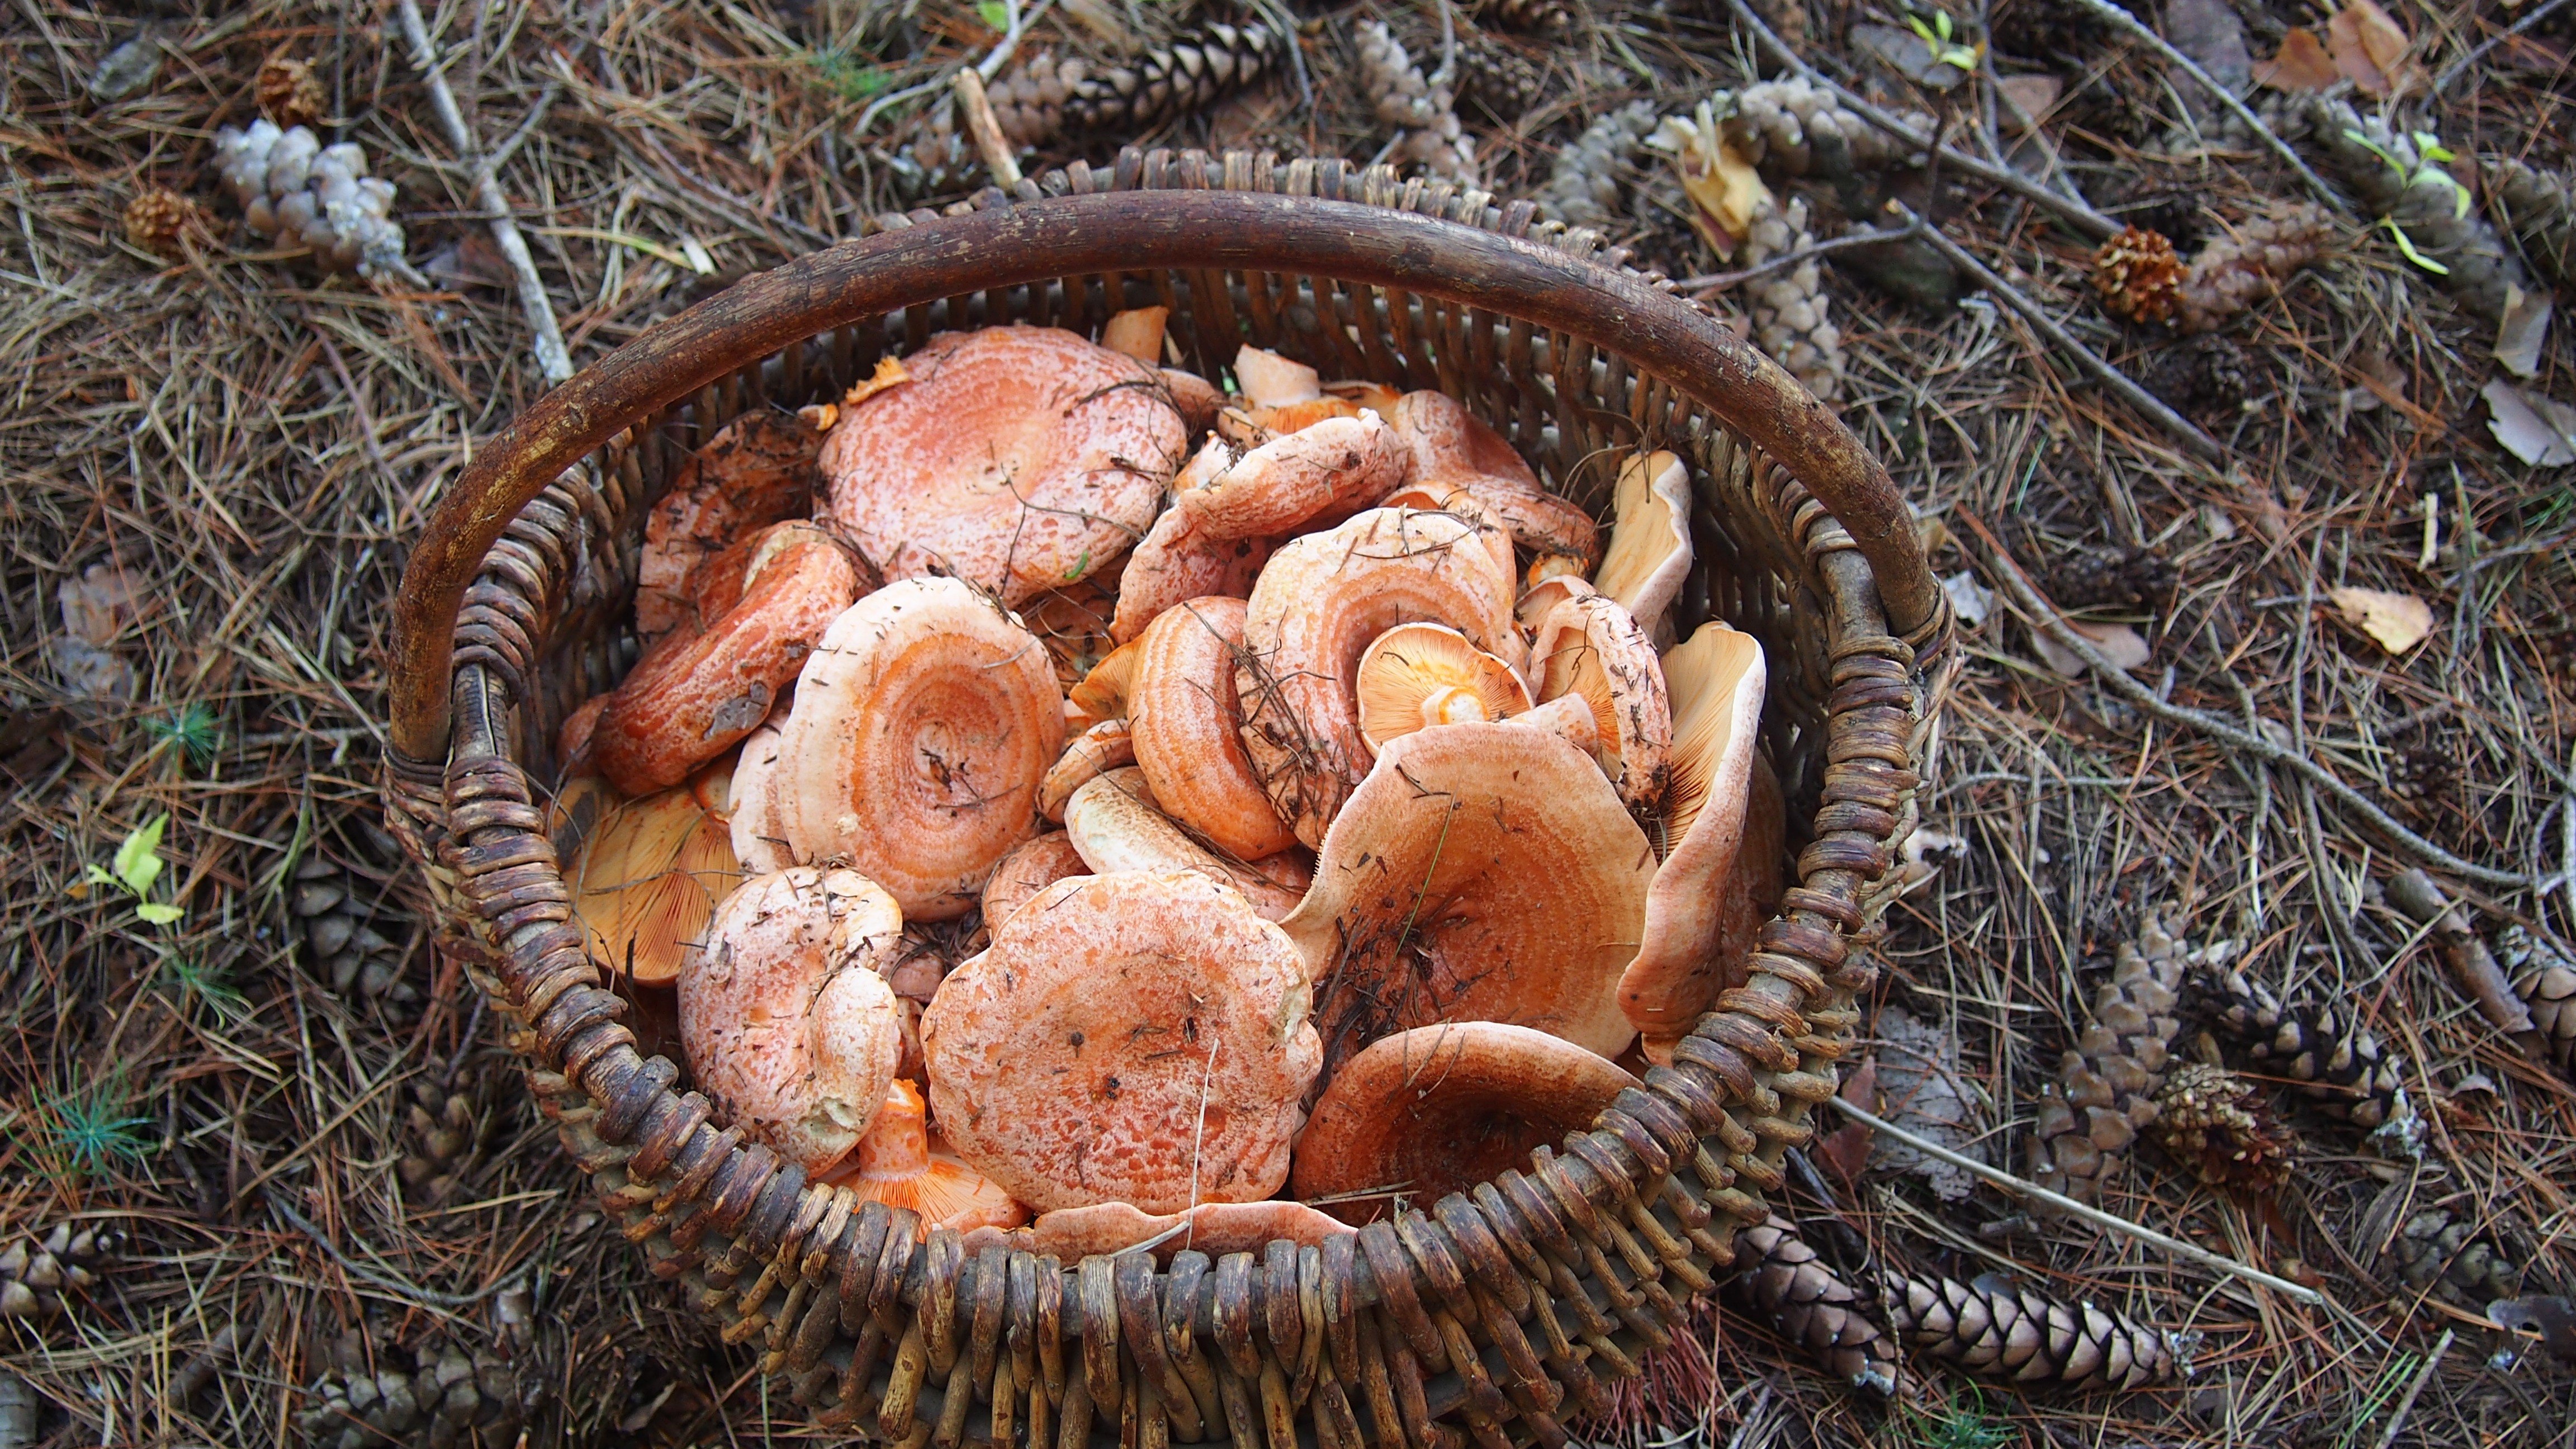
[380, 148, 1943, 1446]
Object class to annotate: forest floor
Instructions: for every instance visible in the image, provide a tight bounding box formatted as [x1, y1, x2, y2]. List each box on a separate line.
[2, 0, 2573, 1445]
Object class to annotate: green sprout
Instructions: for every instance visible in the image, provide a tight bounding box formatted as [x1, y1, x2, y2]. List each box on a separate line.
[2341, 127, 2473, 220]
[978, 0, 1013, 32]
[1906, 10, 1983, 71]
[801, 48, 888, 104]
[2381, 217, 2452, 276]
[85, 813, 186, 926]
[1905, 1386, 2015, 1449]
[158, 954, 246, 1018]
[141, 702, 222, 772]
[37, 1076, 156, 1180]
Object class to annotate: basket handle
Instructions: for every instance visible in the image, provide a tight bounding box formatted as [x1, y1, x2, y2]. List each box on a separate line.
[389, 187, 1937, 763]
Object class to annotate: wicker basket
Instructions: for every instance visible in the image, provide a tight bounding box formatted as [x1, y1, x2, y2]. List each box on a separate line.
[380, 148, 1950, 1446]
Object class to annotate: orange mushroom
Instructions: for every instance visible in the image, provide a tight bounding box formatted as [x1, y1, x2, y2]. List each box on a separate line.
[1590, 451, 1693, 647]
[558, 766, 742, 988]
[593, 521, 859, 795]
[1161, 369, 1224, 438]
[1386, 390, 1603, 567]
[1280, 722, 1654, 1073]
[1377, 481, 1516, 585]
[774, 577, 1065, 921]
[1290, 1022, 1639, 1223]
[1108, 441, 1273, 645]
[1127, 596, 1299, 860]
[1232, 344, 1322, 409]
[827, 1079, 1027, 1238]
[556, 690, 608, 778]
[1066, 633, 1142, 728]
[678, 866, 907, 1175]
[1527, 591, 1674, 811]
[1234, 506, 1523, 846]
[1352, 622, 1532, 754]
[1618, 623, 1769, 1062]
[726, 721, 792, 875]
[1525, 553, 1587, 589]
[1062, 769, 1308, 920]
[960, 1199, 1351, 1262]
[1514, 572, 1595, 634]
[981, 831, 1090, 931]
[634, 410, 822, 642]
[819, 325, 1186, 605]
[1102, 306, 1169, 363]
[1173, 413, 1411, 543]
[1039, 717, 1137, 822]
[921, 868, 1321, 1213]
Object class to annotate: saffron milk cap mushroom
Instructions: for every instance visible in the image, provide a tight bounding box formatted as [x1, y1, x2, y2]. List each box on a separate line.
[1066, 634, 1142, 728]
[1290, 1022, 1639, 1222]
[1590, 451, 1693, 647]
[1102, 306, 1169, 363]
[1039, 718, 1137, 822]
[726, 721, 792, 874]
[1127, 596, 1299, 860]
[678, 867, 907, 1175]
[1280, 721, 1654, 1071]
[1109, 437, 1271, 645]
[981, 831, 1090, 931]
[1513, 572, 1595, 634]
[776, 577, 1065, 920]
[1234, 507, 1523, 847]
[635, 410, 822, 641]
[1527, 591, 1674, 811]
[1385, 390, 1540, 490]
[1062, 769, 1308, 920]
[1617, 622, 1769, 1061]
[828, 1078, 1027, 1237]
[921, 868, 1322, 1213]
[820, 326, 1186, 605]
[1173, 413, 1410, 542]
[1232, 344, 1321, 409]
[1352, 623, 1532, 754]
[558, 768, 742, 988]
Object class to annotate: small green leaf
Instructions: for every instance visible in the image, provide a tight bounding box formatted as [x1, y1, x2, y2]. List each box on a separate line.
[1907, 12, 1937, 41]
[977, 0, 1012, 31]
[1936, 10, 1955, 41]
[135, 902, 184, 925]
[84, 864, 118, 887]
[2383, 219, 2451, 276]
[113, 815, 168, 897]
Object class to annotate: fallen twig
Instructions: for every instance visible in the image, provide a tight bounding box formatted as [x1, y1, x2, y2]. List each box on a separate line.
[1674, 215, 1925, 295]
[2433, 0, 2575, 96]
[2385, 868, 2547, 1060]
[951, 68, 1024, 190]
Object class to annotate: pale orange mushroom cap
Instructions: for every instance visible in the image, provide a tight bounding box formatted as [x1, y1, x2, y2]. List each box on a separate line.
[820, 326, 1186, 606]
[1110, 438, 1273, 645]
[1280, 721, 1654, 1073]
[921, 868, 1320, 1214]
[828, 1079, 1027, 1238]
[1590, 451, 1693, 647]
[1062, 769, 1308, 920]
[1619, 623, 1769, 1060]
[1385, 390, 1540, 491]
[980, 830, 1090, 932]
[1379, 481, 1518, 587]
[1290, 1022, 1639, 1223]
[1128, 596, 1299, 860]
[1232, 344, 1322, 409]
[678, 867, 908, 1175]
[727, 721, 792, 875]
[1353, 622, 1532, 755]
[1234, 507, 1523, 847]
[1101, 307, 1169, 363]
[558, 768, 743, 988]
[962, 1199, 1351, 1263]
[1528, 591, 1674, 811]
[775, 577, 1066, 921]
[1175, 413, 1410, 544]
[635, 410, 821, 642]
[1039, 717, 1138, 822]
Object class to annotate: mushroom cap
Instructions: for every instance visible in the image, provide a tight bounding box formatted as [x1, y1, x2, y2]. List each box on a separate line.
[1129, 596, 1299, 860]
[829, 1079, 1029, 1238]
[559, 769, 742, 987]
[1528, 592, 1674, 811]
[1102, 306, 1169, 363]
[556, 690, 609, 778]
[1386, 390, 1540, 492]
[1161, 369, 1224, 438]
[1514, 572, 1594, 634]
[1461, 478, 1603, 569]
[1067, 634, 1143, 726]
[1590, 451, 1693, 647]
[727, 721, 793, 875]
[776, 577, 1066, 920]
[820, 326, 1186, 605]
[1378, 481, 1517, 584]
[1175, 413, 1412, 543]
[1109, 499, 1272, 646]
[678, 867, 907, 1174]
[1063, 769, 1306, 920]
[981, 831, 1090, 932]
[962, 1199, 1352, 1263]
[1524, 553, 1587, 590]
[1039, 717, 1137, 823]
[1618, 623, 1768, 1055]
[595, 521, 859, 794]
[1290, 1022, 1639, 1222]
[921, 868, 1321, 1213]
[1353, 622, 1533, 755]
[1233, 344, 1321, 408]
[1280, 722, 1654, 1073]
[1234, 508, 1524, 847]
[636, 410, 821, 642]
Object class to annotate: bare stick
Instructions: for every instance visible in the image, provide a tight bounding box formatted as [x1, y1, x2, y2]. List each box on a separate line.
[2371, 1327, 2454, 1449]
[2385, 868, 2547, 1057]
[1893, 202, 2226, 463]
[2435, 0, 2572, 95]
[395, 0, 572, 385]
[1829, 1097, 2326, 1303]
[951, 68, 1024, 190]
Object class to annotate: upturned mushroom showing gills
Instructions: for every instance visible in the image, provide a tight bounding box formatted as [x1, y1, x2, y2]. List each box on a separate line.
[679, 868, 907, 1175]
[593, 521, 860, 795]
[830, 1078, 1026, 1237]
[921, 868, 1320, 1213]
[1291, 1022, 1639, 1223]
[1280, 721, 1655, 1072]
[1618, 623, 1769, 1062]
[776, 577, 1065, 921]
[1528, 591, 1674, 811]
[820, 325, 1186, 606]
[557, 768, 742, 988]
[1353, 622, 1533, 754]
[634, 410, 822, 642]
[1590, 451, 1693, 647]
[1235, 507, 1522, 846]
[1128, 596, 1298, 860]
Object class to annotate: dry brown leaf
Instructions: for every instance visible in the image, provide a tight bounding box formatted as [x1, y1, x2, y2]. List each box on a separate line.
[2327, 1, 2418, 97]
[2483, 379, 2576, 466]
[1996, 74, 2062, 133]
[1816, 1055, 1878, 1185]
[2033, 619, 2151, 677]
[2254, 28, 2340, 91]
[2329, 586, 2433, 654]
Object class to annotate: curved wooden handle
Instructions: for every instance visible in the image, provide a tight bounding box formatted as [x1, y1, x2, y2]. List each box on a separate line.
[388, 188, 1936, 762]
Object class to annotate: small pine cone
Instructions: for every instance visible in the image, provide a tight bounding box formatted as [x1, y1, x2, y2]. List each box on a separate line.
[2175, 205, 2333, 334]
[1740, 197, 1845, 404]
[2310, 101, 2528, 320]
[2139, 333, 2251, 416]
[1355, 20, 1475, 184]
[2146, 1062, 2297, 1192]
[2091, 226, 2184, 326]
[257, 56, 326, 129]
[1536, 101, 1659, 233]
[2383, 742, 2457, 825]
[293, 842, 420, 1016]
[399, 1080, 489, 1209]
[1885, 1270, 2181, 1390]
[1478, 0, 1571, 32]
[300, 1334, 530, 1449]
[987, 54, 1085, 148]
[2390, 1209, 2523, 1306]
[2487, 156, 2575, 287]
[1719, 78, 1933, 183]
[1453, 35, 1544, 122]
[0, 1223, 121, 1320]
[2198, 967, 2418, 1148]
[123, 186, 209, 258]
[2043, 541, 2178, 613]
[1729, 1218, 1902, 1395]
[2496, 925, 2576, 1074]
[1052, 21, 1284, 142]
[2028, 909, 2189, 1203]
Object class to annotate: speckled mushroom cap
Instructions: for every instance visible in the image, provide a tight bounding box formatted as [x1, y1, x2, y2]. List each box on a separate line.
[819, 325, 1186, 606]
[634, 410, 821, 642]
[1128, 595, 1298, 860]
[678, 866, 908, 1175]
[979, 830, 1090, 931]
[1234, 507, 1522, 847]
[1289, 1022, 1639, 1223]
[775, 577, 1066, 920]
[1061, 768, 1309, 920]
[1528, 590, 1674, 812]
[1170, 412, 1410, 542]
[921, 868, 1320, 1214]
[1280, 721, 1655, 1073]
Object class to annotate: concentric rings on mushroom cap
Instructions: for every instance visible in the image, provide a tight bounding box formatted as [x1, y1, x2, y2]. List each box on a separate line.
[818, 325, 1187, 607]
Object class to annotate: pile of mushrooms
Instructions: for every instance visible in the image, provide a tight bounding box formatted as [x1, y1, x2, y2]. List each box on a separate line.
[556, 316, 1783, 1248]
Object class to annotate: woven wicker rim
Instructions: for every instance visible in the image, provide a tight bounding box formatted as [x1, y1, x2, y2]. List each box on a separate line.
[381, 149, 1948, 1447]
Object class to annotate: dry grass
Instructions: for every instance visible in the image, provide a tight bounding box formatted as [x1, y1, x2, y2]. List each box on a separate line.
[2, 0, 2572, 1444]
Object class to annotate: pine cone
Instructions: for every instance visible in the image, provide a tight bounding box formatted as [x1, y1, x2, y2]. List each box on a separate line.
[1740, 196, 1845, 404]
[399, 1079, 491, 1209]
[1355, 20, 1475, 185]
[2146, 1062, 2296, 1192]
[1716, 78, 1934, 184]
[210, 121, 406, 276]
[2140, 334, 2251, 416]
[1887, 1271, 2181, 1390]
[988, 22, 1284, 148]
[2092, 226, 2184, 326]
[2497, 925, 2576, 1074]
[2390, 1208, 2522, 1307]
[300, 1331, 534, 1449]
[2198, 966, 2419, 1148]
[2487, 156, 2575, 287]
[1535, 101, 1659, 233]
[2383, 742, 2457, 826]
[2028, 909, 2189, 1204]
[2176, 205, 2333, 334]
[0, 1223, 121, 1319]
[1477, 0, 1571, 32]
[2310, 102, 2526, 321]
[123, 186, 209, 258]
[1453, 34, 1544, 122]
[257, 56, 325, 129]
[292, 832, 420, 1016]
[1729, 1217, 1901, 1395]
[2043, 541, 2177, 613]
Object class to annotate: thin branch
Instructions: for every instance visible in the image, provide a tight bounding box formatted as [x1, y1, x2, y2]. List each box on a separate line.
[2433, 0, 2573, 96]
[1674, 216, 1926, 295]
[952, 67, 1024, 190]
